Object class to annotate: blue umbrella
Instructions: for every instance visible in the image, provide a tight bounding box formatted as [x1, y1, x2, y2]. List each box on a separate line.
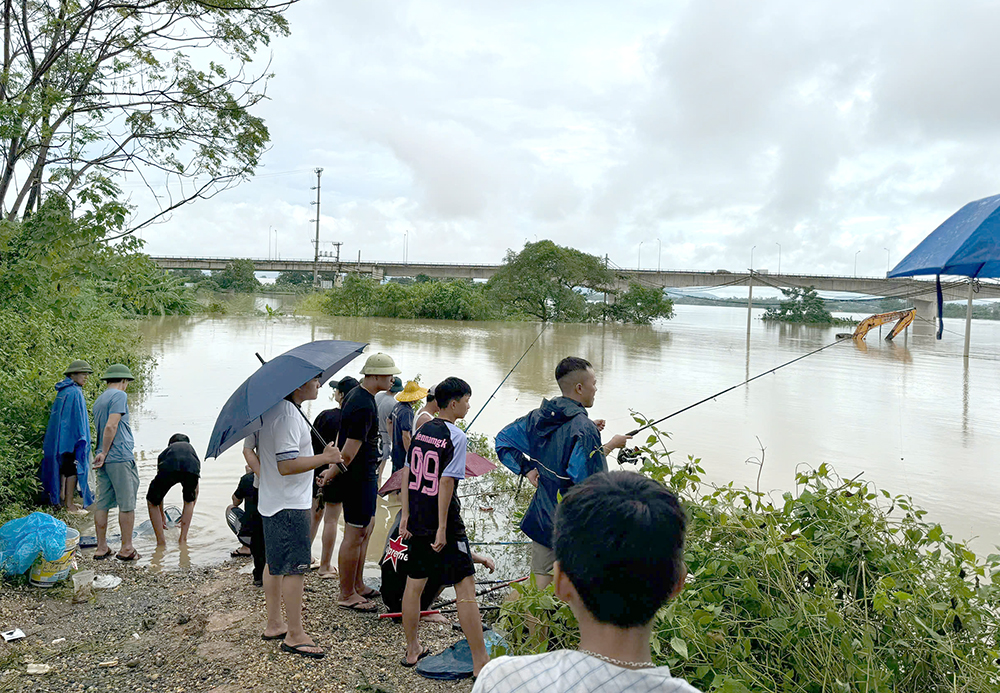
[205, 340, 367, 460]
[888, 192, 1000, 349]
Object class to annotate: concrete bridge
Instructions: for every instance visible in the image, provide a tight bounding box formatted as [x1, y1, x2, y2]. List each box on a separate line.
[150, 255, 1000, 323]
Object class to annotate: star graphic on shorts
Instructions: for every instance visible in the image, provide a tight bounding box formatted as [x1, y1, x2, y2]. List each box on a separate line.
[383, 535, 409, 570]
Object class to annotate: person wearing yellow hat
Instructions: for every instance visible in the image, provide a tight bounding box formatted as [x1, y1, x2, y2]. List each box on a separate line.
[318, 352, 401, 611]
[389, 380, 428, 476]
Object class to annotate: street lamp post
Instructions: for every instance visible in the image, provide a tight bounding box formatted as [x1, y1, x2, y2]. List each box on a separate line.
[883, 247, 890, 275]
[775, 242, 781, 275]
[854, 250, 861, 277]
[273, 228, 279, 260]
[638, 241, 644, 270]
[268, 225, 274, 259]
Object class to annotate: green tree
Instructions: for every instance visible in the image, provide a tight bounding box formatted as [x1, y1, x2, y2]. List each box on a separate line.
[169, 268, 208, 283]
[606, 282, 675, 324]
[487, 240, 613, 322]
[214, 259, 261, 293]
[326, 274, 380, 316]
[275, 270, 314, 287]
[0, 0, 297, 235]
[763, 286, 840, 324]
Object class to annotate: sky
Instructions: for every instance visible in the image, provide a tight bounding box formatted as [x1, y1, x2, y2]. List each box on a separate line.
[134, 0, 1000, 278]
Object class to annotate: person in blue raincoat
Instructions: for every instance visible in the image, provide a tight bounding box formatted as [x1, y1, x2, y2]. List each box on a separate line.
[494, 356, 631, 589]
[41, 360, 95, 511]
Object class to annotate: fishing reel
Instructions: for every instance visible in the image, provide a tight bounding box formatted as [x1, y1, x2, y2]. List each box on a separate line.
[617, 447, 644, 465]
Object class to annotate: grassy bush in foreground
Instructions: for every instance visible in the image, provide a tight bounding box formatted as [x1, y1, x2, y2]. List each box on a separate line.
[497, 423, 1000, 692]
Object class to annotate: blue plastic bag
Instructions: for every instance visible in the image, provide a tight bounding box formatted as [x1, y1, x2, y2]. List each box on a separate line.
[0, 512, 68, 576]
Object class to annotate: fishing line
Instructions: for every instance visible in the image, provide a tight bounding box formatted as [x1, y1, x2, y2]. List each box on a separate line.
[625, 336, 851, 437]
[465, 323, 548, 432]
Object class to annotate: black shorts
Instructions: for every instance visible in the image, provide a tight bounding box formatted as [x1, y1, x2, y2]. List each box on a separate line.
[406, 534, 475, 586]
[60, 453, 77, 477]
[338, 475, 377, 528]
[262, 509, 311, 576]
[145, 470, 199, 505]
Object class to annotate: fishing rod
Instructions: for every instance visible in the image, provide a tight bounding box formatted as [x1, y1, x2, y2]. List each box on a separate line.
[379, 576, 529, 619]
[465, 323, 548, 432]
[625, 336, 851, 438]
[433, 575, 529, 609]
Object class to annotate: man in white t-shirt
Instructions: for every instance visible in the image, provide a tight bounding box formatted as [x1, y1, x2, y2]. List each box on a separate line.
[258, 375, 342, 660]
[473, 472, 702, 693]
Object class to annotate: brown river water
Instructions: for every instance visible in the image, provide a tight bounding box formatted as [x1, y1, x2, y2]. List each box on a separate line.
[91, 301, 1000, 572]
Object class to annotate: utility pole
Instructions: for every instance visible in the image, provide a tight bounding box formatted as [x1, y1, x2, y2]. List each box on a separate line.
[746, 246, 755, 342]
[311, 168, 323, 287]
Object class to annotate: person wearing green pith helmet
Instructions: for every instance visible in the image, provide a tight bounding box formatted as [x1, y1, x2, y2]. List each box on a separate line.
[92, 364, 141, 562]
[319, 352, 401, 611]
[41, 360, 95, 513]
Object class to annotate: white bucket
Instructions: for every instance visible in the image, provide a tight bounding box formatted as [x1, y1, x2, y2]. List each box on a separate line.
[29, 528, 80, 587]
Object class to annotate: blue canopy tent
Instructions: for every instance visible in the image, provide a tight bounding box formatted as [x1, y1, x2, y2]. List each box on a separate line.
[887, 193, 1000, 357]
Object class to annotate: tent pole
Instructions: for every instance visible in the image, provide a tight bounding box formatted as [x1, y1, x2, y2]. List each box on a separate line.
[963, 279, 974, 359]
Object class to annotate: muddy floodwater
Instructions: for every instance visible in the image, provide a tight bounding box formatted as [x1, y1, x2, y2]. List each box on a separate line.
[102, 302, 1000, 570]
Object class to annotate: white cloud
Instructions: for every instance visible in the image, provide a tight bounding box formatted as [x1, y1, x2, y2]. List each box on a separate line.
[137, 0, 1000, 278]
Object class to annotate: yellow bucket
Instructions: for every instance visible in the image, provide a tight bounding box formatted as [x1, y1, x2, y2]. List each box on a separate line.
[29, 528, 80, 587]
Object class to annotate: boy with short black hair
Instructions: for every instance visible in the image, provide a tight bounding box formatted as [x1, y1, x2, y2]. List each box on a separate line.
[399, 377, 488, 675]
[146, 433, 201, 546]
[495, 356, 631, 587]
[472, 471, 701, 692]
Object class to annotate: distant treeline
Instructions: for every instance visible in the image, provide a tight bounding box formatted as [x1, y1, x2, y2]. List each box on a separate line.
[306, 241, 676, 325]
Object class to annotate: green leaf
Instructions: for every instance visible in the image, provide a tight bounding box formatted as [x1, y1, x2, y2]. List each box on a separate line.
[669, 636, 688, 659]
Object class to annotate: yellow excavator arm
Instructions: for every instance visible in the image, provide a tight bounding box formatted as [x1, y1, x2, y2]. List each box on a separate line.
[849, 308, 915, 341]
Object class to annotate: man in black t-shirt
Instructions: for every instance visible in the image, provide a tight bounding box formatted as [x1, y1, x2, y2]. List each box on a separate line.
[320, 352, 400, 611]
[399, 377, 489, 675]
[309, 376, 358, 578]
[146, 433, 200, 547]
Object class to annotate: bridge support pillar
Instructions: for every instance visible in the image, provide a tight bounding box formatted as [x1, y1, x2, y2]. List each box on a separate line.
[912, 298, 937, 336]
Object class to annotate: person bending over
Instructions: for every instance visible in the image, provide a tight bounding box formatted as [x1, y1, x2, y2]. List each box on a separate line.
[473, 471, 701, 692]
[399, 377, 489, 675]
[146, 433, 200, 546]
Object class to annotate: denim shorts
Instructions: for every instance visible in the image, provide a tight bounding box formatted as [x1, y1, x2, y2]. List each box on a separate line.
[262, 509, 311, 576]
[95, 459, 140, 512]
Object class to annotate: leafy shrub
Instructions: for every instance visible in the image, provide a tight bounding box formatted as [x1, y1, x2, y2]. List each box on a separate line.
[498, 421, 1000, 692]
[763, 287, 856, 326]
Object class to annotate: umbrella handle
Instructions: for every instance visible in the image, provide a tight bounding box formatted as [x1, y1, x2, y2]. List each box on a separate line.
[255, 352, 331, 449]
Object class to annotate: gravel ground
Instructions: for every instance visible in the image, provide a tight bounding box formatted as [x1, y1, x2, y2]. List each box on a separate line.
[0, 554, 480, 693]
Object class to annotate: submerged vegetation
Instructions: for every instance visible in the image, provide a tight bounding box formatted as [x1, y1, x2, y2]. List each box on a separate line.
[310, 241, 675, 324]
[763, 287, 856, 326]
[497, 420, 1000, 692]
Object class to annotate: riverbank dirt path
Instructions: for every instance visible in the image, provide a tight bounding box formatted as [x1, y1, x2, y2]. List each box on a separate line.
[0, 556, 475, 693]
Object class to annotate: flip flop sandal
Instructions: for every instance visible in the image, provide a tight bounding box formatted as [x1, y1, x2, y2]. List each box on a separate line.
[358, 588, 381, 600]
[93, 549, 113, 560]
[337, 600, 378, 613]
[115, 549, 141, 561]
[317, 572, 339, 580]
[400, 646, 432, 668]
[261, 631, 288, 641]
[281, 642, 325, 659]
[231, 549, 251, 558]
